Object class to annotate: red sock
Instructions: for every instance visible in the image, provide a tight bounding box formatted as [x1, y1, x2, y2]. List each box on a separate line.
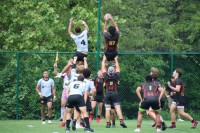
[157, 125, 161, 129]
[137, 125, 141, 128]
[120, 119, 124, 123]
[172, 122, 176, 126]
[107, 122, 111, 125]
[90, 114, 93, 118]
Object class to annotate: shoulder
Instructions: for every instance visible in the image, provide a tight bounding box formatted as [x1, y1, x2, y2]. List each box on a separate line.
[103, 72, 108, 78]
[104, 32, 110, 38]
[83, 29, 88, 34]
[175, 78, 183, 84]
[70, 33, 77, 39]
[114, 72, 120, 77]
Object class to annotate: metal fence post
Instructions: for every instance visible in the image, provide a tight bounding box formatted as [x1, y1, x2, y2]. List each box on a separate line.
[170, 52, 174, 75]
[16, 52, 20, 120]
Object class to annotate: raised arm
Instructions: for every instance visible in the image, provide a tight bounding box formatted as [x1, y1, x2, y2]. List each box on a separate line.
[110, 17, 119, 32]
[114, 56, 120, 73]
[68, 18, 74, 35]
[103, 19, 108, 32]
[101, 55, 107, 73]
[83, 57, 88, 69]
[79, 20, 89, 31]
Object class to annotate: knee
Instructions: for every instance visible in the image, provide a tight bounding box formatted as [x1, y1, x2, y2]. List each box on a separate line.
[105, 104, 111, 111]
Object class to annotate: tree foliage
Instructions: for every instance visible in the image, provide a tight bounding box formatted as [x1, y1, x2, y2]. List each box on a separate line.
[0, 0, 200, 119]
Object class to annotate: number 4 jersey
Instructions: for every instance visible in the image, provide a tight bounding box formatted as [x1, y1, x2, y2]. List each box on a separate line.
[70, 29, 88, 52]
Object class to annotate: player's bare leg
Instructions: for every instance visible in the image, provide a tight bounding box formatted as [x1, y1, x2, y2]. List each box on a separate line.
[41, 104, 46, 124]
[114, 105, 127, 128]
[169, 103, 177, 128]
[96, 102, 103, 123]
[47, 102, 53, 123]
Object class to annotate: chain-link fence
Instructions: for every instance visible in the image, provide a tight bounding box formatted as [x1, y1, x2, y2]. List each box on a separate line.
[0, 51, 200, 120]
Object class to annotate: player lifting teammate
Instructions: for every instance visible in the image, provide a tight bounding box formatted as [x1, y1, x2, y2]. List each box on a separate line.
[102, 55, 127, 128]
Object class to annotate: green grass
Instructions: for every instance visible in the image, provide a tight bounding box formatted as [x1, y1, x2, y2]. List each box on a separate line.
[0, 120, 199, 133]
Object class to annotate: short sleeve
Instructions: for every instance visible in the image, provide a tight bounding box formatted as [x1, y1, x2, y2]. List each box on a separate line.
[175, 78, 182, 85]
[70, 33, 76, 40]
[37, 79, 41, 86]
[103, 72, 108, 79]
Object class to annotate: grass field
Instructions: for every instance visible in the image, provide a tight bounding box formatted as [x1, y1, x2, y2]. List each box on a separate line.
[0, 120, 199, 133]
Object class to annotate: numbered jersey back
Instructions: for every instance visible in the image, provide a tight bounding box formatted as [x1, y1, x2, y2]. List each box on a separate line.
[70, 30, 88, 52]
[69, 81, 86, 96]
[104, 31, 119, 51]
[141, 82, 158, 100]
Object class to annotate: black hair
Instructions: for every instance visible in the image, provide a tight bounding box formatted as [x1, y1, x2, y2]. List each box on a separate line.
[78, 74, 84, 81]
[108, 26, 116, 36]
[83, 68, 91, 78]
[75, 26, 81, 33]
[151, 74, 158, 81]
[145, 74, 152, 82]
[176, 69, 182, 77]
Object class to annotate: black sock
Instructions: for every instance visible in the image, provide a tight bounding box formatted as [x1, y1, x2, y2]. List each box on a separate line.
[97, 115, 100, 118]
[162, 122, 165, 126]
[66, 120, 71, 128]
[73, 119, 77, 125]
[84, 117, 90, 129]
[191, 119, 194, 123]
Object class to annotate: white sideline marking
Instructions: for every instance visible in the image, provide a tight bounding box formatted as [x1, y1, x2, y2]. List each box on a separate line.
[52, 132, 59, 133]
[26, 125, 35, 127]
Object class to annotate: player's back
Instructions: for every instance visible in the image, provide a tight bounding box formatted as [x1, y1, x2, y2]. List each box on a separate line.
[69, 81, 86, 96]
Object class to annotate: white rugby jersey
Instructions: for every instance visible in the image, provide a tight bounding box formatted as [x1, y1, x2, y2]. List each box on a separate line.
[62, 73, 70, 89]
[69, 81, 86, 96]
[37, 78, 54, 97]
[70, 68, 80, 82]
[70, 30, 88, 52]
[84, 78, 95, 94]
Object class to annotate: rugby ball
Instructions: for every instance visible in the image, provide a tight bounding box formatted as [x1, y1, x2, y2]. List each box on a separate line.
[104, 13, 112, 20]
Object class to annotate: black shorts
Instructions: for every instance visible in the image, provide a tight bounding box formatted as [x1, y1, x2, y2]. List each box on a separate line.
[104, 51, 117, 61]
[76, 96, 92, 112]
[75, 51, 88, 61]
[40, 96, 53, 104]
[160, 100, 165, 109]
[176, 100, 186, 107]
[66, 95, 85, 108]
[86, 97, 92, 112]
[105, 91, 120, 105]
[140, 99, 160, 111]
[111, 103, 115, 109]
[94, 95, 104, 102]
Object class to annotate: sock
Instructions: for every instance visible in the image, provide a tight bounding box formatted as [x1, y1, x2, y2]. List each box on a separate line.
[73, 119, 77, 126]
[81, 119, 85, 127]
[137, 125, 141, 128]
[120, 119, 124, 123]
[191, 119, 194, 123]
[172, 122, 176, 126]
[84, 117, 90, 129]
[61, 107, 65, 118]
[90, 114, 93, 118]
[107, 122, 111, 125]
[112, 120, 115, 125]
[97, 115, 100, 118]
[48, 117, 52, 120]
[66, 120, 71, 128]
[162, 122, 165, 126]
[157, 125, 161, 129]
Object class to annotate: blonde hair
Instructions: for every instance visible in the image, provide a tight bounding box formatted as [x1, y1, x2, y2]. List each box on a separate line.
[150, 67, 159, 75]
